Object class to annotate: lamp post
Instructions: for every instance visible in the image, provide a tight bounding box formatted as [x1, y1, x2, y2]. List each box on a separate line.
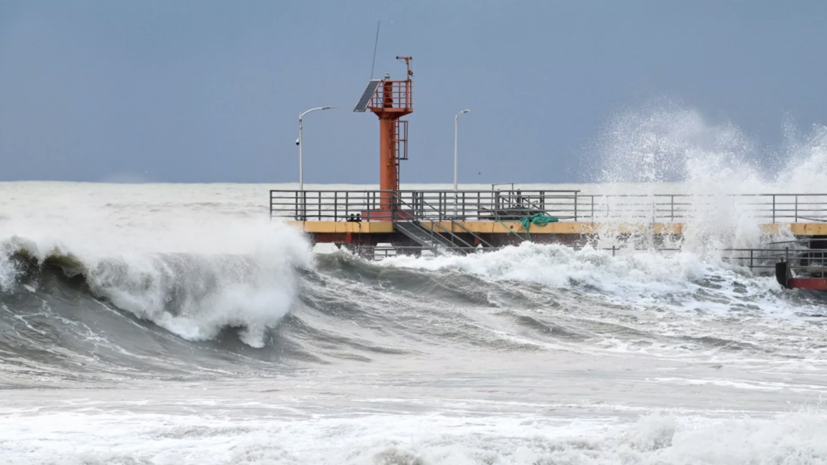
[298, 106, 337, 192]
[454, 109, 470, 192]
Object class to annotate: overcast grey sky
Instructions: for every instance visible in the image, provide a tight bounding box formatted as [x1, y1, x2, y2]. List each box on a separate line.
[1, 1, 825, 184]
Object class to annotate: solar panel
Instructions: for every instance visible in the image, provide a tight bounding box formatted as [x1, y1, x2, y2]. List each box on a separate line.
[353, 80, 381, 112]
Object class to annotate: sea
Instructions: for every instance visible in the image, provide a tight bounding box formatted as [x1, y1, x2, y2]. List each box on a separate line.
[2, 113, 827, 464]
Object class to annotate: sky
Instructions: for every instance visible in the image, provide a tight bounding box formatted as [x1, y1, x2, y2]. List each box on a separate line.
[0, 0, 825, 184]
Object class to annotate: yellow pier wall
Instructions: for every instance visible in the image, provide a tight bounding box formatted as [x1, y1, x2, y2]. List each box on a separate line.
[287, 221, 394, 234]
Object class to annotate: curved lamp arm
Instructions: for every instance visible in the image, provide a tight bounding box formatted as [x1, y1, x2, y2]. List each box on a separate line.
[298, 106, 337, 192]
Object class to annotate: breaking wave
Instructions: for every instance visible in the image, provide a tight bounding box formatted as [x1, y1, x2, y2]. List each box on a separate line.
[0, 217, 313, 385]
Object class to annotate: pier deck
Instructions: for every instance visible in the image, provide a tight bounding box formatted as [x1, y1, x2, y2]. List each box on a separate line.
[271, 189, 827, 246]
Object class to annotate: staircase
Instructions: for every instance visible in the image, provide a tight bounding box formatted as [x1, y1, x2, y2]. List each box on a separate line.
[391, 193, 494, 256]
[394, 221, 463, 255]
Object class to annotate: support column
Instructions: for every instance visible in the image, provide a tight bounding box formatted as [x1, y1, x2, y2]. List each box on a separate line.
[379, 116, 397, 210]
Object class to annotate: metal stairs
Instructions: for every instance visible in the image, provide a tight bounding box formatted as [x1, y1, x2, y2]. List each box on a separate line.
[394, 221, 464, 254]
[390, 193, 494, 256]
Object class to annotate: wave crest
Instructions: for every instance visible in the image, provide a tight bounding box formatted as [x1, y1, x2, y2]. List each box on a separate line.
[0, 219, 312, 348]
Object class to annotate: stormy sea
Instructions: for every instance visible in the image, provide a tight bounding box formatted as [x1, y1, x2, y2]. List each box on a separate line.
[3, 112, 827, 464]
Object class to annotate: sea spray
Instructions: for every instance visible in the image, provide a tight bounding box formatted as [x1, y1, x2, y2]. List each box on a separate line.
[778, 122, 827, 193]
[589, 103, 827, 251]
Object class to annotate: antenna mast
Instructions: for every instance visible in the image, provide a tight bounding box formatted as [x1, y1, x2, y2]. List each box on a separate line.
[370, 21, 380, 80]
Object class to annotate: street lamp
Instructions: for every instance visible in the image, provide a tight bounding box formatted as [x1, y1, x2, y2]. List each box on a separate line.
[454, 109, 470, 191]
[298, 106, 337, 191]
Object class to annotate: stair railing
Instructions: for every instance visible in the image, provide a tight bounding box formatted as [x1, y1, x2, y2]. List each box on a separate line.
[393, 193, 480, 249]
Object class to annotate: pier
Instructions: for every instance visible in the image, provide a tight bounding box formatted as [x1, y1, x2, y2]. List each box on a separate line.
[270, 189, 827, 290]
[279, 54, 827, 290]
[271, 189, 827, 245]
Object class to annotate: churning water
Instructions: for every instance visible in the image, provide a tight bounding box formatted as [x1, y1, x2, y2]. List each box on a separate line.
[2, 110, 827, 464]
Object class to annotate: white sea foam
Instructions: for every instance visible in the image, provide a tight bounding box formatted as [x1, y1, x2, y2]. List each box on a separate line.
[3, 410, 827, 464]
[0, 243, 21, 292]
[373, 241, 827, 364]
[379, 242, 756, 310]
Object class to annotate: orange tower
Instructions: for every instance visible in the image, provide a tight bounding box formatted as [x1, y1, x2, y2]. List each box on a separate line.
[354, 57, 413, 210]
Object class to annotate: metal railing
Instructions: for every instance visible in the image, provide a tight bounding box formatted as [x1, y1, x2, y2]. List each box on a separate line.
[270, 190, 827, 224]
[269, 190, 394, 222]
[720, 240, 827, 275]
[372, 245, 483, 259]
[575, 193, 827, 223]
[269, 189, 582, 222]
[396, 190, 581, 221]
[393, 194, 493, 248]
[368, 80, 412, 110]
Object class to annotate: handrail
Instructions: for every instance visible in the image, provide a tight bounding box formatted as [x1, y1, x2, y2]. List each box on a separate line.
[396, 190, 581, 222]
[396, 191, 494, 246]
[270, 190, 395, 221]
[269, 189, 827, 224]
[392, 194, 476, 248]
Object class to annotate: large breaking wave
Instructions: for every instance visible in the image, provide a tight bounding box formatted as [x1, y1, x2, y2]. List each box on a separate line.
[0, 216, 317, 384]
